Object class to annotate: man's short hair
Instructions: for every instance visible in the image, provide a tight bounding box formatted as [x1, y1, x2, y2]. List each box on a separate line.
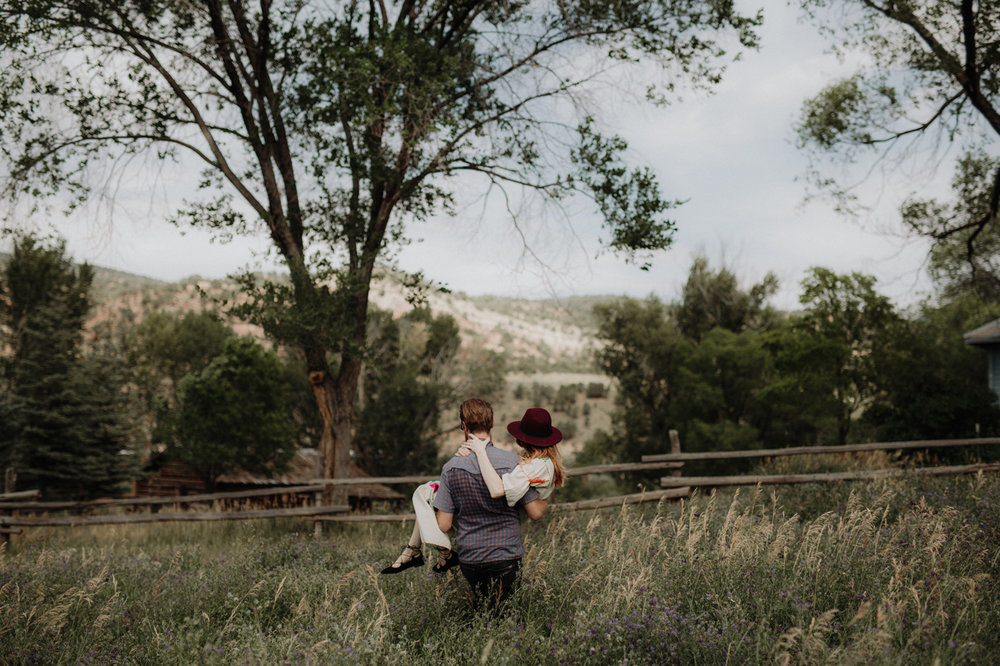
[460, 398, 494, 433]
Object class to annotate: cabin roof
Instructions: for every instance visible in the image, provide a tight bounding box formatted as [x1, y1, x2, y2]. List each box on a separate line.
[964, 318, 1000, 346]
[216, 448, 404, 499]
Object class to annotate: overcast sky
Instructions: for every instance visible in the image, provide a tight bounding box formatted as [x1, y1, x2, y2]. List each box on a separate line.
[6, 1, 947, 313]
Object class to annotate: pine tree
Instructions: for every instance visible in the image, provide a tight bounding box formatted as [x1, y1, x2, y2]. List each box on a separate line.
[0, 235, 134, 499]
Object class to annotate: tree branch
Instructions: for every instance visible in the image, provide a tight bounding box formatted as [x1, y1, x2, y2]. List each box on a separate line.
[115, 25, 269, 220]
[18, 3, 236, 93]
[205, 0, 300, 258]
[873, 0, 1000, 135]
[862, 90, 965, 145]
[17, 133, 221, 176]
[961, 0, 980, 96]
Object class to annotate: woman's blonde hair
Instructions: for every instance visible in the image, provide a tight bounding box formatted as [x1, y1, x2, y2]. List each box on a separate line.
[518, 442, 565, 488]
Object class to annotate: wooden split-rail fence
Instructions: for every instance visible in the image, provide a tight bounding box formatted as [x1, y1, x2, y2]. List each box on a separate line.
[643, 435, 1000, 488]
[3, 434, 999, 547]
[0, 459, 687, 546]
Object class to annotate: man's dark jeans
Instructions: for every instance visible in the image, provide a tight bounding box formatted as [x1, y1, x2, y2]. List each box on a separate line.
[459, 558, 520, 614]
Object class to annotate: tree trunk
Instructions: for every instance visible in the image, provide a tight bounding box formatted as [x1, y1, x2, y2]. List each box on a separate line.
[330, 361, 360, 503]
[306, 345, 365, 504]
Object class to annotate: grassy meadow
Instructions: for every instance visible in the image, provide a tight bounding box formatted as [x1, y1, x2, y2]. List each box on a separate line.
[3, 457, 1000, 665]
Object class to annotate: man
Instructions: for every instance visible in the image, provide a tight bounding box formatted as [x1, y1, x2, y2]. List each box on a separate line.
[434, 398, 547, 613]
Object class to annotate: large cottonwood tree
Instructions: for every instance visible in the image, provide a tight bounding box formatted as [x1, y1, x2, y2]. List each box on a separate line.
[0, 1, 760, 487]
[795, 0, 1000, 294]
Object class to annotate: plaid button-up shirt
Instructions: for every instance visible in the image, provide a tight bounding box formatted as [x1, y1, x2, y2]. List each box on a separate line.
[433, 442, 540, 564]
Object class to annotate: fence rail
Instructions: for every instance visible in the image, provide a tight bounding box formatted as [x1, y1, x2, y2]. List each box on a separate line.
[643, 437, 1000, 463]
[312, 486, 694, 523]
[8, 436, 998, 541]
[302, 460, 685, 487]
[0, 458, 687, 542]
[659, 463, 1000, 488]
[0, 484, 328, 512]
[650, 436, 1000, 490]
[548, 487, 691, 512]
[0, 504, 350, 528]
[0, 490, 40, 501]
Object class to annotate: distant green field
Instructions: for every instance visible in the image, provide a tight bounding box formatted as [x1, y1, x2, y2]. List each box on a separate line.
[4, 462, 999, 664]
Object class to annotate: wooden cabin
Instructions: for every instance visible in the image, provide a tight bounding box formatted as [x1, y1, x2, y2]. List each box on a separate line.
[216, 448, 405, 509]
[964, 318, 1000, 399]
[134, 448, 404, 508]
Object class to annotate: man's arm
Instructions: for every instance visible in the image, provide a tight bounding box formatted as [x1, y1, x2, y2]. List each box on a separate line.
[522, 498, 547, 520]
[436, 510, 453, 533]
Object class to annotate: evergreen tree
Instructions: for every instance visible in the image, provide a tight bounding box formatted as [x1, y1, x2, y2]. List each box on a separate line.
[0, 235, 133, 499]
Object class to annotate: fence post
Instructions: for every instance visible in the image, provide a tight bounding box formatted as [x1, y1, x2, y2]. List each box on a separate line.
[313, 489, 324, 538]
[1, 468, 14, 549]
[669, 430, 682, 478]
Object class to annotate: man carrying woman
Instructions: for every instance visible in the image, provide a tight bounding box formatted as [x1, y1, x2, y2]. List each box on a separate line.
[381, 398, 563, 614]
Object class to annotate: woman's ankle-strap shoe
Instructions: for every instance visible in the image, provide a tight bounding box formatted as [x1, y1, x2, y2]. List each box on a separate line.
[380, 548, 425, 575]
[432, 550, 459, 574]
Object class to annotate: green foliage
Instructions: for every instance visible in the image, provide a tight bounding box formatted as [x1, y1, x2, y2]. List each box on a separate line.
[796, 75, 890, 151]
[588, 258, 997, 473]
[166, 338, 298, 486]
[458, 348, 508, 406]
[588, 296, 681, 465]
[552, 384, 578, 413]
[584, 260, 1000, 480]
[756, 324, 840, 446]
[585, 258, 786, 476]
[120, 310, 240, 464]
[671, 327, 768, 455]
[795, 0, 1000, 295]
[528, 383, 556, 405]
[570, 118, 680, 268]
[271, 351, 325, 450]
[859, 295, 1000, 446]
[0, 0, 763, 478]
[905, 150, 1000, 298]
[124, 310, 235, 406]
[672, 255, 780, 342]
[356, 308, 461, 477]
[0, 235, 135, 499]
[796, 268, 898, 445]
[358, 365, 450, 477]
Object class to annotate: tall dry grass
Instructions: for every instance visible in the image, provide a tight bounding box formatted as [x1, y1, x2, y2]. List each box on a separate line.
[2, 470, 999, 664]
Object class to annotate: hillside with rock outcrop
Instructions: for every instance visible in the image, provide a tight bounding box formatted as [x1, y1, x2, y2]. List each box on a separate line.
[79, 263, 610, 373]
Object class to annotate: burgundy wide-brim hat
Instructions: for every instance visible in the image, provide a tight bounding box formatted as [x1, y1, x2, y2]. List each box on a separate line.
[507, 408, 562, 447]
